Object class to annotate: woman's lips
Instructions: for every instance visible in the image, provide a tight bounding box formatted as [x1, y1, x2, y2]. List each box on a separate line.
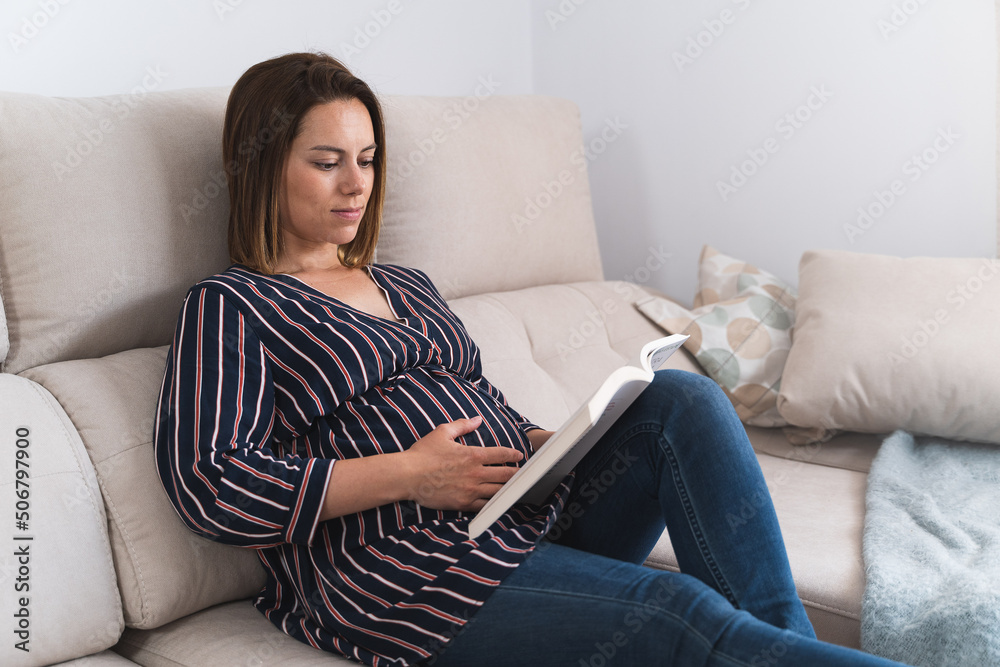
[331, 207, 364, 221]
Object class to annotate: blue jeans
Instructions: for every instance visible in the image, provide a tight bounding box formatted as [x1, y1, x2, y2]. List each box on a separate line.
[432, 370, 907, 666]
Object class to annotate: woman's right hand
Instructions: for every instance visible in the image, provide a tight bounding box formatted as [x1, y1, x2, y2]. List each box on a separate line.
[405, 416, 524, 512]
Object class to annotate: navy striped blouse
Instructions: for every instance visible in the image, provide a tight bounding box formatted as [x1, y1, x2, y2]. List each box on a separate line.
[154, 263, 570, 666]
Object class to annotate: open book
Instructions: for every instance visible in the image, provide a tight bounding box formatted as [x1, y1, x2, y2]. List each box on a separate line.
[468, 333, 690, 539]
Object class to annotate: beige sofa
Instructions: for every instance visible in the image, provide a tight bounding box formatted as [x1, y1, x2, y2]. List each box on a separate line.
[0, 87, 885, 667]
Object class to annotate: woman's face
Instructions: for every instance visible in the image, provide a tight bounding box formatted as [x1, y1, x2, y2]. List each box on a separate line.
[277, 98, 376, 257]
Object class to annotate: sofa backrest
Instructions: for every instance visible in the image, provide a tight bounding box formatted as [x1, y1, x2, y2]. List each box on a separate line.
[0, 88, 233, 376]
[377, 95, 604, 299]
[0, 88, 603, 376]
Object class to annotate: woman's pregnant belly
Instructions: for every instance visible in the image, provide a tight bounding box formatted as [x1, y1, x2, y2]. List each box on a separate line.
[318, 365, 532, 544]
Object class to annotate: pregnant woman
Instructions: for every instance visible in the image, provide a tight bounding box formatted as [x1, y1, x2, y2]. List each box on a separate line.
[154, 51, 908, 667]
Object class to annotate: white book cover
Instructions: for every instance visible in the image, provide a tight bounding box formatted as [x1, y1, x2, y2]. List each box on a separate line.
[467, 333, 689, 539]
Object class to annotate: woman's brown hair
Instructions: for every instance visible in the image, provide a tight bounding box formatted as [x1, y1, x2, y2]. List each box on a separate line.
[223, 52, 386, 273]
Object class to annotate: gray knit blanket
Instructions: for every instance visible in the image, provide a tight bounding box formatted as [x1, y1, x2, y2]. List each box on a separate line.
[861, 430, 1000, 666]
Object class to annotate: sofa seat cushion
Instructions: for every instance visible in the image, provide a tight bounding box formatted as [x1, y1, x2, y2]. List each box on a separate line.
[746, 426, 884, 475]
[20, 348, 268, 630]
[53, 650, 141, 666]
[448, 280, 707, 430]
[113, 600, 352, 666]
[645, 451, 869, 649]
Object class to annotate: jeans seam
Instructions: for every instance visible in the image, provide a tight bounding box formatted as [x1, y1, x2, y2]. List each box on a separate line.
[583, 426, 643, 482]
[656, 430, 740, 609]
[606, 422, 661, 502]
[606, 422, 740, 608]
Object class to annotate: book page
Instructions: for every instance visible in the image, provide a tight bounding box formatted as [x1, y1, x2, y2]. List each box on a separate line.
[640, 334, 689, 373]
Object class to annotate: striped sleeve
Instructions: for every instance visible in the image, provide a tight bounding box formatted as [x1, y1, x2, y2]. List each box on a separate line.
[154, 285, 334, 549]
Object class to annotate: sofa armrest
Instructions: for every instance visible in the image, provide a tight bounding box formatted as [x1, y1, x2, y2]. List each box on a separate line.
[0, 374, 124, 667]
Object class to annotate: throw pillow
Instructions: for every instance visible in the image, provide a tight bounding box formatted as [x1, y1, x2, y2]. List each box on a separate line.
[635, 245, 796, 427]
[776, 250, 1000, 444]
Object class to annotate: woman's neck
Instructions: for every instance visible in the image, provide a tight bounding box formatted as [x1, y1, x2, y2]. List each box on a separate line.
[273, 250, 347, 276]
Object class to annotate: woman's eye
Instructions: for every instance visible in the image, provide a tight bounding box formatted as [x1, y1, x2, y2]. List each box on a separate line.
[360, 159, 374, 168]
[314, 162, 337, 171]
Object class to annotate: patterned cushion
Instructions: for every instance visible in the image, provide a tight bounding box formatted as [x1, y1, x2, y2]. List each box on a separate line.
[635, 246, 796, 427]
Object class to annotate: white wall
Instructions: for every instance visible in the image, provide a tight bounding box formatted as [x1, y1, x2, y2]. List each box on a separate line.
[532, 0, 997, 303]
[0, 0, 534, 97]
[3, 0, 995, 304]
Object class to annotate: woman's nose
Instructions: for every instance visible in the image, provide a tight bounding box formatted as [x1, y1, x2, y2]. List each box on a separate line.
[340, 164, 366, 196]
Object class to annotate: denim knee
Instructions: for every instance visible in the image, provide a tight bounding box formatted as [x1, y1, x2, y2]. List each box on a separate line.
[644, 369, 732, 417]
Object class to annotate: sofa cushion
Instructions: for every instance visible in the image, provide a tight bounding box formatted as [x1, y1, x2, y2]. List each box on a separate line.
[0, 374, 124, 667]
[448, 280, 706, 430]
[114, 600, 353, 666]
[745, 426, 883, 475]
[0, 281, 8, 367]
[0, 88, 233, 376]
[378, 95, 605, 300]
[777, 250, 1000, 443]
[636, 245, 796, 428]
[53, 650, 140, 666]
[20, 348, 268, 630]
